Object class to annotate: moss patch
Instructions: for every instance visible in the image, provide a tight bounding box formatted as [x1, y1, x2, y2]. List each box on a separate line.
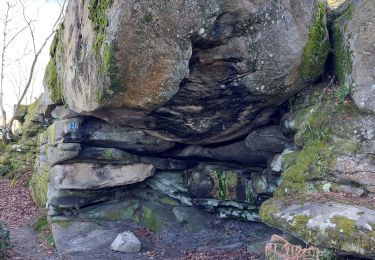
[21, 98, 46, 139]
[331, 216, 356, 238]
[141, 207, 161, 231]
[332, 4, 354, 102]
[274, 85, 362, 198]
[259, 199, 279, 226]
[29, 163, 49, 207]
[299, 0, 330, 80]
[105, 208, 128, 220]
[217, 171, 227, 200]
[34, 217, 55, 249]
[130, 204, 164, 232]
[206, 168, 243, 201]
[88, 0, 114, 56]
[87, 1, 121, 104]
[276, 139, 330, 197]
[45, 24, 64, 104]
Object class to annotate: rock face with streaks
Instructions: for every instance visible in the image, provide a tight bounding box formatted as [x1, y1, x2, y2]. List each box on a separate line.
[48, 0, 328, 144]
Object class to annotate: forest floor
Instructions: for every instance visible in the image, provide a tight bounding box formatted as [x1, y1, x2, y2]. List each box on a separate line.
[0, 171, 57, 260]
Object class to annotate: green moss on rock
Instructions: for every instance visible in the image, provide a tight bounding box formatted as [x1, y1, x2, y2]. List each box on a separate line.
[21, 98, 45, 139]
[202, 167, 243, 201]
[259, 199, 279, 226]
[332, 5, 354, 102]
[141, 207, 161, 231]
[88, 0, 114, 56]
[260, 198, 375, 256]
[331, 216, 356, 238]
[88, 1, 121, 104]
[29, 163, 49, 207]
[274, 85, 363, 199]
[45, 24, 65, 104]
[300, 0, 330, 80]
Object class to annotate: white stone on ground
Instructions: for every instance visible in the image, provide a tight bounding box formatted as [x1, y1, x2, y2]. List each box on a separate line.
[110, 231, 141, 253]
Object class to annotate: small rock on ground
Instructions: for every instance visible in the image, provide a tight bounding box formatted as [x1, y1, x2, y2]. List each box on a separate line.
[110, 231, 141, 253]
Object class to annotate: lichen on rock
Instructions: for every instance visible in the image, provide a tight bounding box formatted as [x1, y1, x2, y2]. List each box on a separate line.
[261, 200, 375, 257]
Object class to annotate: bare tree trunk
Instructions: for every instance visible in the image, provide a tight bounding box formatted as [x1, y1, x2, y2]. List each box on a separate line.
[0, 2, 11, 144]
[8, 1, 66, 133]
[8, 0, 66, 134]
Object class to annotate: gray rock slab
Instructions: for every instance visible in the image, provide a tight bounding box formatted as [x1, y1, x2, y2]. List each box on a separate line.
[50, 163, 155, 190]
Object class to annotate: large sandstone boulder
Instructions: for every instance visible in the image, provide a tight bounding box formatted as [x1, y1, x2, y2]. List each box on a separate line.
[332, 0, 375, 112]
[50, 0, 329, 144]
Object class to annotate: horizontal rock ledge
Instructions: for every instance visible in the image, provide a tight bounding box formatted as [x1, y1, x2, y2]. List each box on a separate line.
[50, 163, 155, 190]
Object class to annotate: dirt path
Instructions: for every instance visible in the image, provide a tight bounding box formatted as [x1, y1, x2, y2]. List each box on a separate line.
[0, 171, 57, 260]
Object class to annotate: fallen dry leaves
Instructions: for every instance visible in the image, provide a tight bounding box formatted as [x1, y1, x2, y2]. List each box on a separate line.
[0, 171, 41, 227]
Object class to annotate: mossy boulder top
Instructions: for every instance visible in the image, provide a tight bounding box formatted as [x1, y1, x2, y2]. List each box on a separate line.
[48, 0, 328, 144]
[260, 199, 375, 257]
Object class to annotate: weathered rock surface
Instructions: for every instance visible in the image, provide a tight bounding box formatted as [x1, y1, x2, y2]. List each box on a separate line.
[146, 171, 192, 206]
[260, 199, 375, 257]
[52, 221, 121, 254]
[174, 125, 291, 166]
[186, 164, 278, 203]
[172, 207, 212, 232]
[47, 143, 81, 166]
[51, 105, 79, 119]
[110, 231, 141, 253]
[75, 147, 194, 170]
[46, 118, 174, 153]
[47, 183, 127, 212]
[50, 163, 155, 190]
[55, 0, 328, 144]
[333, 0, 375, 113]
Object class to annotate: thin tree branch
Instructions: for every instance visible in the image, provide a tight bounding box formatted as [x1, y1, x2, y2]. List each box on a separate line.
[8, 0, 67, 132]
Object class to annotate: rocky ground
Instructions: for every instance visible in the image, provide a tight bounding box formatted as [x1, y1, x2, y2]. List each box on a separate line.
[0, 171, 283, 259]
